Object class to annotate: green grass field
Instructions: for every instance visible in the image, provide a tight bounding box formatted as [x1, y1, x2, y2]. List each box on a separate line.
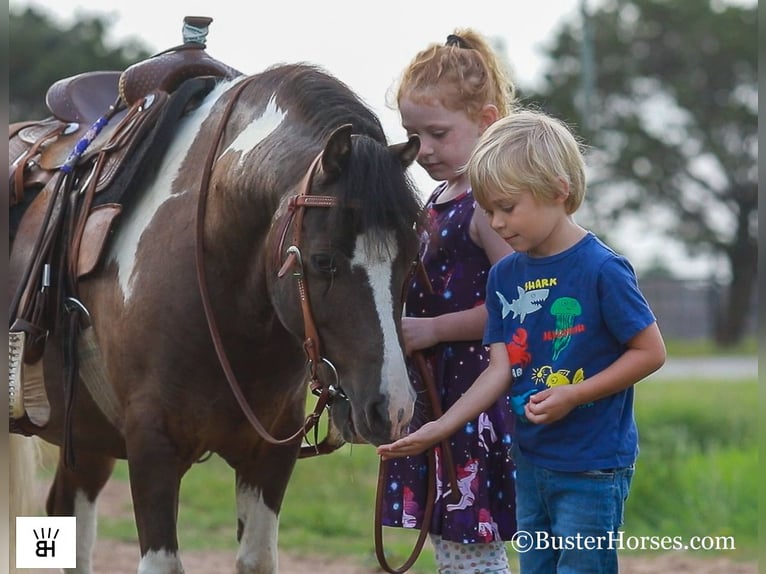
[91, 364, 758, 572]
[626, 378, 758, 558]
[661, 337, 757, 357]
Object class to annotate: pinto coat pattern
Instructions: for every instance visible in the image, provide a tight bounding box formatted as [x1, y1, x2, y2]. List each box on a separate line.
[9, 64, 423, 574]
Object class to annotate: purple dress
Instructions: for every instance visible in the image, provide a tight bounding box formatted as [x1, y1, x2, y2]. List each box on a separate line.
[381, 184, 517, 543]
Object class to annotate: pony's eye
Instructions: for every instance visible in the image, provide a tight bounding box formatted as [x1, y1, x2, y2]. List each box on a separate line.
[311, 253, 338, 276]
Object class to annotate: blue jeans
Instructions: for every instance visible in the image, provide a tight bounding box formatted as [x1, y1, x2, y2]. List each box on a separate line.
[512, 445, 634, 574]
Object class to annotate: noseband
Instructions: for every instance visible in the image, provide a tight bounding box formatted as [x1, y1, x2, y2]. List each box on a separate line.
[194, 76, 344, 453]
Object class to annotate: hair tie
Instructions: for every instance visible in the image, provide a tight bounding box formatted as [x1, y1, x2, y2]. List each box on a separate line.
[445, 34, 470, 49]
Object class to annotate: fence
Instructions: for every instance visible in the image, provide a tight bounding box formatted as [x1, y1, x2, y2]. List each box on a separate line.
[638, 277, 757, 340]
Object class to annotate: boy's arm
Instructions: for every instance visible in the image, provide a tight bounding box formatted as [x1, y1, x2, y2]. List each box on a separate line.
[525, 322, 666, 425]
[377, 342, 511, 459]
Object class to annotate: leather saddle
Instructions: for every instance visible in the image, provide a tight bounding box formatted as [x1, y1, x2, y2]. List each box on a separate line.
[8, 16, 241, 433]
[9, 14, 241, 208]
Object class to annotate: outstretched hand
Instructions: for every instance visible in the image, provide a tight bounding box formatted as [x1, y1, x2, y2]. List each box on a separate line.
[376, 421, 442, 460]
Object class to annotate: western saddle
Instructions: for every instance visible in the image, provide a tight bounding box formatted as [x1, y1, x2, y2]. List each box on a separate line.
[8, 16, 241, 434]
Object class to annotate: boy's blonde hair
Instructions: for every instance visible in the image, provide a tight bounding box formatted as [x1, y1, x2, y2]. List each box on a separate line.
[468, 110, 586, 214]
[391, 28, 516, 121]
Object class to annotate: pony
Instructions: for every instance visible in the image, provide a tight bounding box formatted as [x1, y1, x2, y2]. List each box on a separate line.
[9, 61, 423, 574]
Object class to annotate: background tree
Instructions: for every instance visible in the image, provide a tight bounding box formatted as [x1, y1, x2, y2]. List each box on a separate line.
[9, 6, 151, 122]
[521, 0, 757, 346]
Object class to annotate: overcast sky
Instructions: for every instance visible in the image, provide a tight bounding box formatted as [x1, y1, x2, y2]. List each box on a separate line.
[12, 0, 742, 278]
[10, 0, 585, 170]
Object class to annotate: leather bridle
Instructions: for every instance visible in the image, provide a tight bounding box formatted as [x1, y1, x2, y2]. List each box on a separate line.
[194, 83, 460, 571]
[194, 76, 343, 454]
[273, 153, 344, 406]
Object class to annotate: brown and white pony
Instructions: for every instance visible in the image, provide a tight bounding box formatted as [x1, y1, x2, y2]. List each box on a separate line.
[9, 63, 422, 573]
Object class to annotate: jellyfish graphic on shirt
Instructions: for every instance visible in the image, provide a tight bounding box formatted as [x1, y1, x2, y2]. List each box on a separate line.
[549, 297, 582, 360]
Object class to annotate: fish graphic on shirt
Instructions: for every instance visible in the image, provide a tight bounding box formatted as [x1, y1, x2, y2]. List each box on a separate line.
[496, 287, 550, 322]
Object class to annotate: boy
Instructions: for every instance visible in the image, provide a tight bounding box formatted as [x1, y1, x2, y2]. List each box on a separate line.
[378, 110, 666, 573]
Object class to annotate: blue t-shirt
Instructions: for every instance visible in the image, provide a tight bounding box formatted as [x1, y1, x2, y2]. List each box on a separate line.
[484, 232, 656, 472]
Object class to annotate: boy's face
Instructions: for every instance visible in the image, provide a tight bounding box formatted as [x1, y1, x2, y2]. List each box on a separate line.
[399, 95, 483, 185]
[482, 188, 570, 257]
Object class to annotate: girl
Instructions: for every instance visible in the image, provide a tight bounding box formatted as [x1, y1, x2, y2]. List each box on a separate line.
[380, 28, 518, 574]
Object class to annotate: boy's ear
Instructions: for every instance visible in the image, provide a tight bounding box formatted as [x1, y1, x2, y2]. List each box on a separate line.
[478, 104, 500, 132]
[555, 178, 571, 202]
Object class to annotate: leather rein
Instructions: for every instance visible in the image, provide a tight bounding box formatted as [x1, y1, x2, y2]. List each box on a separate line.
[194, 75, 340, 456]
[193, 77, 459, 573]
[195, 80, 458, 574]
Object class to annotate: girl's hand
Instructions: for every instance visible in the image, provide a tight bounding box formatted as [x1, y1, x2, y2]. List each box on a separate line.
[376, 421, 442, 459]
[401, 317, 438, 354]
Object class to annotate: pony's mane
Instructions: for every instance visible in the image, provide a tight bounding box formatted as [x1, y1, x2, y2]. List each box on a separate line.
[264, 63, 386, 142]
[259, 64, 423, 251]
[330, 135, 423, 252]
[221, 63, 423, 254]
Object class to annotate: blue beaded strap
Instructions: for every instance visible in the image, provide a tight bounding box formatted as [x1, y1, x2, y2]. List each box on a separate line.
[59, 96, 124, 174]
[60, 114, 111, 174]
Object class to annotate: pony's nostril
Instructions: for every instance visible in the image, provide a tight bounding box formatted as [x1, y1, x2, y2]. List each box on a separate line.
[365, 398, 392, 436]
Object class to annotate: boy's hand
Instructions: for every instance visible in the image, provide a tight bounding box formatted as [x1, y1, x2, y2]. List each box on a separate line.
[376, 421, 442, 459]
[524, 385, 579, 424]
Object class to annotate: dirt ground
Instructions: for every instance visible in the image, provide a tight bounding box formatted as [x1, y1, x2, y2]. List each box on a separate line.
[24, 478, 758, 574]
[86, 540, 759, 574]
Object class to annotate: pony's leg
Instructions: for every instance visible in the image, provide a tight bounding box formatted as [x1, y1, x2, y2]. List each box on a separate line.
[46, 448, 115, 574]
[233, 449, 298, 574]
[123, 417, 186, 574]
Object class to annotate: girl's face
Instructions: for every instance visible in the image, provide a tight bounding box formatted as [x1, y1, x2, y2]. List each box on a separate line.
[399, 95, 485, 184]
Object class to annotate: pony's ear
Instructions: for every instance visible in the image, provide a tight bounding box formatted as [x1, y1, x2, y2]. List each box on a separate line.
[321, 123, 353, 181]
[389, 135, 420, 168]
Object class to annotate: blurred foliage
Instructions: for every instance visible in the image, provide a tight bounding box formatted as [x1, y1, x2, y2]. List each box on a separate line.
[522, 0, 757, 346]
[9, 5, 152, 121]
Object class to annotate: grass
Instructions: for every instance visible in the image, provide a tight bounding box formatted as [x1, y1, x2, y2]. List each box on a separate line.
[38, 351, 759, 571]
[97, 440, 440, 571]
[625, 378, 758, 560]
[662, 336, 757, 357]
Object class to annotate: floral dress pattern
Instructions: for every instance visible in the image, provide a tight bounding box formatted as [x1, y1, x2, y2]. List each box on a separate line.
[380, 184, 517, 543]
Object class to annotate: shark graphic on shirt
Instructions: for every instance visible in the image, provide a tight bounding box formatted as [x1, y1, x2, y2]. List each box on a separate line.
[496, 287, 550, 323]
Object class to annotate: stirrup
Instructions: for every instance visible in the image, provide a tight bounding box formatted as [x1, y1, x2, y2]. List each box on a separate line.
[8, 330, 50, 427]
[9, 330, 26, 419]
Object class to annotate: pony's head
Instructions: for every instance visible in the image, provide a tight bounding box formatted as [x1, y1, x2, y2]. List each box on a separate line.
[267, 124, 422, 445]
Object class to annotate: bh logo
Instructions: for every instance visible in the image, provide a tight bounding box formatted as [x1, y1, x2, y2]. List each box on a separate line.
[34, 527, 59, 557]
[16, 516, 77, 569]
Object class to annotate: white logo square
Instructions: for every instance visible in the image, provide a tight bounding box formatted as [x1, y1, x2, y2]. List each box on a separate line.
[16, 516, 77, 569]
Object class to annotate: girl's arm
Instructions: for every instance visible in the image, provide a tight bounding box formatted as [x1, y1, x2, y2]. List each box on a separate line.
[402, 305, 486, 353]
[377, 342, 511, 458]
[403, 208, 512, 354]
[470, 206, 513, 264]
